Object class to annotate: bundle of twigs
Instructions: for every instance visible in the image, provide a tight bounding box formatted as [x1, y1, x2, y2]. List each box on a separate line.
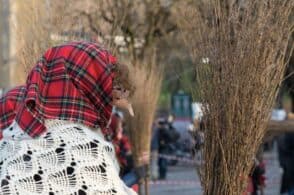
[181, 0, 294, 194]
[127, 63, 162, 166]
[126, 62, 162, 194]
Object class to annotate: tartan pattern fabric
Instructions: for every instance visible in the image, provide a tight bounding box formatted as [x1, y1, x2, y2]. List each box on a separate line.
[7, 41, 116, 138]
[0, 86, 27, 130]
[114, 136, 132, 166]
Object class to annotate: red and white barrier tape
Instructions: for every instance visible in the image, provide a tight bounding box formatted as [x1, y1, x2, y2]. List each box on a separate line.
[150, 180, 200, 186]
[149, 178, 281, 186]
[157, 154, 198, 164]
[157, 153, 279, 165]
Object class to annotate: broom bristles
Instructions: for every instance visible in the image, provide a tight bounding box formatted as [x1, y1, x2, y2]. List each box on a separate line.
[127, 63, 163, 167]
[179, 0, 294, 194]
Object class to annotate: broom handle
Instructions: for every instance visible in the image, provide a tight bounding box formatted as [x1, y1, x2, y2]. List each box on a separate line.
[139, 179, 144, 195]
[144, 164, 149, 195]
[138, 164, 149, 195]
[144, 178, 149, 195]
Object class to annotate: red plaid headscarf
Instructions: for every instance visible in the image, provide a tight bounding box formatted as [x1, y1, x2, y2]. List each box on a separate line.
[0, 86, 28, 129]
[1, 41, 117, 138]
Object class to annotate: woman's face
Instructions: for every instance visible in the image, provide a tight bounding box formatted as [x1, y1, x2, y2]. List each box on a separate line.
[112, 86, 134, 116]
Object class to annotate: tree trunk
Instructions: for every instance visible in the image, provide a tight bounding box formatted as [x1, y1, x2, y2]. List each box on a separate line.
[0, 0, 10, 88]
[291, 92, 294, 113]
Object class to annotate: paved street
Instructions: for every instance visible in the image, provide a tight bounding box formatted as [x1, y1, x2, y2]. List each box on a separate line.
[150, 146, 282, 195]
[150, 165, 202, 195]
[264, 147, 281, 195]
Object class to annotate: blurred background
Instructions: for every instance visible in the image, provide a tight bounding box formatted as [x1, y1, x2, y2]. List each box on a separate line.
[0, 1, 294, 194]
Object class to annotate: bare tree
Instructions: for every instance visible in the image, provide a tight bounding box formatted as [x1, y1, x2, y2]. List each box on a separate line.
[11, 0, 76, 85]
[63, 0, 177, 63]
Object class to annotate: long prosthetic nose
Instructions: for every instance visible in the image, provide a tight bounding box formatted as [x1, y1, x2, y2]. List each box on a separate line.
[127, 103, 134, 117]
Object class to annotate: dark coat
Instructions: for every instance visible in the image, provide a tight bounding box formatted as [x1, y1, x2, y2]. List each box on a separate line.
[157, 124, 179, 154]
[278, 133, 294, 193]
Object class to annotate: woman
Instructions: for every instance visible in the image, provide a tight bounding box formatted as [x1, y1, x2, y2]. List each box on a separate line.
[0, 41, 136, 195]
